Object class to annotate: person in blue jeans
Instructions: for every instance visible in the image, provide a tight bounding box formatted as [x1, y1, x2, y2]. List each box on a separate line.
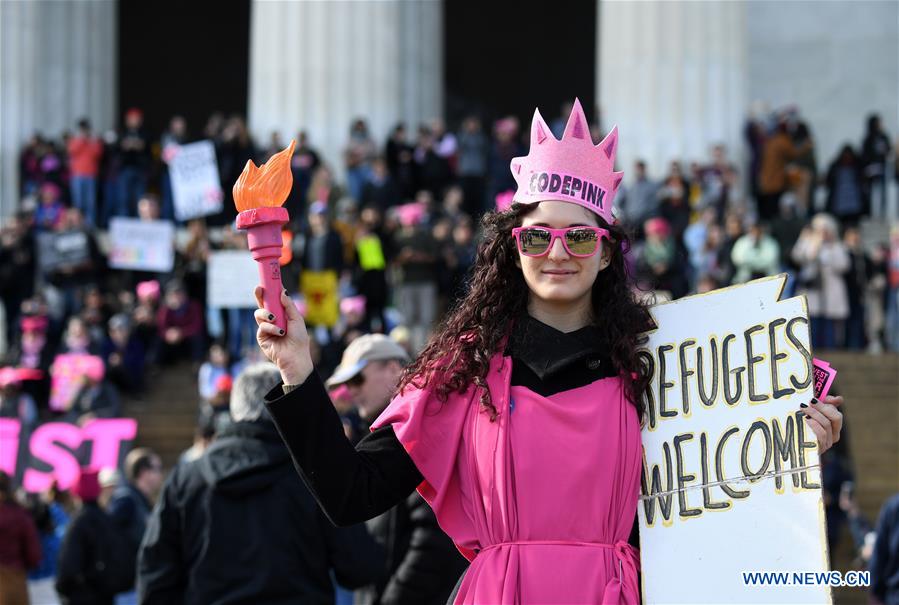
[67, 119, 104, 228]
[109, 109, 150, 222]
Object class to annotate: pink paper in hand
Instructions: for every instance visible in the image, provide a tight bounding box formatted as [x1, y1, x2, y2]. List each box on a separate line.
[812, 358, 837, 400]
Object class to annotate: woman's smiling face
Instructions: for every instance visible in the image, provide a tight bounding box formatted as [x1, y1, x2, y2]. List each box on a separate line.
[515, 201, 611, 309]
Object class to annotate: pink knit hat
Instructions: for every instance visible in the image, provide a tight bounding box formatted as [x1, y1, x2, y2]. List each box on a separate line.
[340, 295, 367, 316]
[20, 316, 49, 333]
[396, 202, 426, 227]
[136, 280, 161, 301]
[495, 191, 515, 212]
[72, 468, 101, 501]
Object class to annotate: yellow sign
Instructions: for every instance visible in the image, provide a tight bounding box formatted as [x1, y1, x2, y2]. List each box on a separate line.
[356, 234, 386, 271]
[300, 270, 339, 327]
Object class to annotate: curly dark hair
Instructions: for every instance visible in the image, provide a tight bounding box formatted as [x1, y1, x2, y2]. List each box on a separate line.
[396, 202, 655, 422]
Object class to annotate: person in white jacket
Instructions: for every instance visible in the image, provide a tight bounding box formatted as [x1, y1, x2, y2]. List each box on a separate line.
[791, 213, 850, 348]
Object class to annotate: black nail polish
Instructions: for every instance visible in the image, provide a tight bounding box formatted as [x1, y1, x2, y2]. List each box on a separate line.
[279, 329, 285, 336]
[799, 403, 808, 408]
[268, 313, 275, 321]
[811, 397, 819, 404]
[283, 289, 288, 296]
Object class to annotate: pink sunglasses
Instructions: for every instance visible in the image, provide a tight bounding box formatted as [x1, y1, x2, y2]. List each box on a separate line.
[512, 226, 610, 257]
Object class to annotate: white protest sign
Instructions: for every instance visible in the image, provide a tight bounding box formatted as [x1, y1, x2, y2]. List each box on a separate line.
[207, 250, 258, 308]
[169, 140, 224, 221]
[108, 218, 175, 272]
[637, 275, 830, 604]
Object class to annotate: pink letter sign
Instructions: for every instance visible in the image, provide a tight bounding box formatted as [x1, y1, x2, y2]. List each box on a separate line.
[3, 418, 138, 493]
[0, 419, 21, 476]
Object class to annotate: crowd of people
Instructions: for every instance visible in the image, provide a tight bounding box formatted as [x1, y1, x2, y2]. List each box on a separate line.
[0, 450, 162, 605]
[1, 102, 898, 604]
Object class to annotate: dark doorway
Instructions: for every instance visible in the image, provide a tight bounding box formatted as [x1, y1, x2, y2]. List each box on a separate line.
[443, 0, 597, 131]
[118, 1, 251, 140]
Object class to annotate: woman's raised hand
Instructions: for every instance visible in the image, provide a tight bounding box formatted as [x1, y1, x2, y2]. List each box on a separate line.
[254, 287, 314, 385]
[802, 395, 844, 454]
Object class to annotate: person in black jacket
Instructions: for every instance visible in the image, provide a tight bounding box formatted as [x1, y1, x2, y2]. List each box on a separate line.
[137, 363, 384, 605]
[56, 468, 126, 605]
[860, 114, 892, 220]
[0, 212, 36, 342]
[870, 492, 899, 605]
[108, 447, 162, 547]
[323, 334, 468, 605]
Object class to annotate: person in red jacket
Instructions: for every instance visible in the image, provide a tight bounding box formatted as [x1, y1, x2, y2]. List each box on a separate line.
[67, 119, 104, 228]
[0, 471, 42, 605]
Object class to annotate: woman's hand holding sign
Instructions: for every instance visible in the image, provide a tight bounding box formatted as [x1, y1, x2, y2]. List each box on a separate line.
[802, 395, 843, 453]
[254, 287, 314, 386]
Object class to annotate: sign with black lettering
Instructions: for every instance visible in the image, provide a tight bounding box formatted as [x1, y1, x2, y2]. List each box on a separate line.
[169, 140, 224, 221]
[526, 171, 607, 211]
[637, 275, 831, 604]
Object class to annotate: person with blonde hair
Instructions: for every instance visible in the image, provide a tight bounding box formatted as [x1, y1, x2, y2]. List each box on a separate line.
[792, 212, 850, 348]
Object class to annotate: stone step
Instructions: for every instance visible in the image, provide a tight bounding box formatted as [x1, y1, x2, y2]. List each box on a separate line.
[122, 362, 202, 470]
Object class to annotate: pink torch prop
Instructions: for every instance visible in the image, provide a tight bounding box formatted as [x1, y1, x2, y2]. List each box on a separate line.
[232, 140, 296, 332]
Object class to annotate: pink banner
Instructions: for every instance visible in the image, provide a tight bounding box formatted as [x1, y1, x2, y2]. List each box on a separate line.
[0, 418, 137, 492]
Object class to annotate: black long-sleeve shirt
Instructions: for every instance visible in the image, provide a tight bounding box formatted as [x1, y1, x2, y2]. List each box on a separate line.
[264, 314, 641, 547]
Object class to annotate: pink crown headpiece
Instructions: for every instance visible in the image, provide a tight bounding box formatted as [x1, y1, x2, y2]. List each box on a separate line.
[510, 98, 622, 225]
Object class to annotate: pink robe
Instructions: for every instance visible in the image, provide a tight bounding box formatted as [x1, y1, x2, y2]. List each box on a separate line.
[371, 349, 643, 604]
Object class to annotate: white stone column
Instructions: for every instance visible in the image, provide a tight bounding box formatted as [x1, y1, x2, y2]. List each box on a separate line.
[598, 1, 746, 181]
[248, 0, 443, 185]
[0, 0, 117, 218]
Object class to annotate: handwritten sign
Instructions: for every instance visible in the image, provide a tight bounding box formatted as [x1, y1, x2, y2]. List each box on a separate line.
[108, 217, 175, 272]
[0, 418, 137, 493]
[637, 275, 831, 604]
[169, 140, 223, 221]
[207, 250, 258, 308]
[37, 230, 91, 273]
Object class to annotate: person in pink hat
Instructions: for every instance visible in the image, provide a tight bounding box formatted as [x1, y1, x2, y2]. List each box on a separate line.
[254, 100, 845, 604]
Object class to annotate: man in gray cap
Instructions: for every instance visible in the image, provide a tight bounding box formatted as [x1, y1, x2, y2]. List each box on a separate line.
[138, 363, 384, 603]
[325, 334, 409, 422]
[325, 333, 467, 605]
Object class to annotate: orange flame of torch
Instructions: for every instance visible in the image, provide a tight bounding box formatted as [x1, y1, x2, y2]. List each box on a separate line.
[232, 139, 296, 212]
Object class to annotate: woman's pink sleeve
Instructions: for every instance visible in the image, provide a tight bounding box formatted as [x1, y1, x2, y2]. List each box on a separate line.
[370, 382, 478, 561]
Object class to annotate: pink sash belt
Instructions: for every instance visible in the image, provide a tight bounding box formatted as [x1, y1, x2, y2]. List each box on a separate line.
[477, 540, 640, 605]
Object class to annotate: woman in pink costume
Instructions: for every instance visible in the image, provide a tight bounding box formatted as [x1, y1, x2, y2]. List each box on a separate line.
[254, 100, 844, 604]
